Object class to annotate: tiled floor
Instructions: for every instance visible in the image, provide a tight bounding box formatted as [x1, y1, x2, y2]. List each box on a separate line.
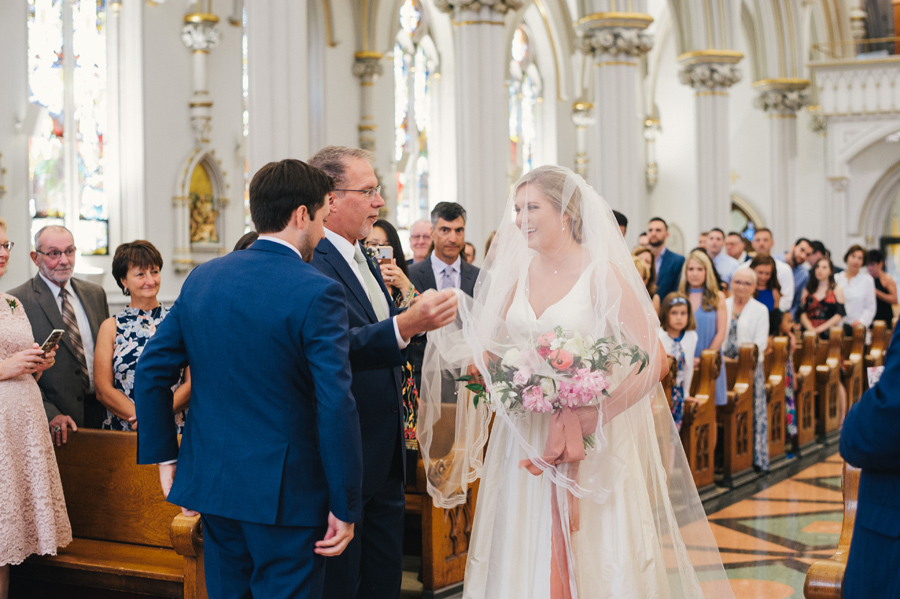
[403, 449, 845, 598]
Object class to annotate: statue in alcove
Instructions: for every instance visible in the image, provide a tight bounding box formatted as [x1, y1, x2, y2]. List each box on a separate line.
[189, 162, 219, 244]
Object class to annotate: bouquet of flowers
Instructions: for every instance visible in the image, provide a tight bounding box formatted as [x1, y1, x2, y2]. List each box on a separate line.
[460, 327, 649, 418]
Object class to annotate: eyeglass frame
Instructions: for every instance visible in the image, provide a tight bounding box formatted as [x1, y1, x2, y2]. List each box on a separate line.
[0, 241, 14, 252]
[34, 247, 78, 260]
[361, 240, 390, 248]
[334, 185, 382, 199]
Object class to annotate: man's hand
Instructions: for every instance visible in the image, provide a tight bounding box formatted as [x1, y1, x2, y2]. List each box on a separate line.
[396, 288, 458, 339]
[158, 463, 199, 517]
[314, 512, 354, 556]
[48, 414, 77, 447]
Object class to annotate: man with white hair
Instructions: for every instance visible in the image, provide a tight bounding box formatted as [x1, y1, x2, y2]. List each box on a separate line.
[408, 219, 432, 264]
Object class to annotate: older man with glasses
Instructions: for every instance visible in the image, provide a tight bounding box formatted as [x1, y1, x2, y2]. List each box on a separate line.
[407, 220, 432, 264]
[9, 226, 109, 443]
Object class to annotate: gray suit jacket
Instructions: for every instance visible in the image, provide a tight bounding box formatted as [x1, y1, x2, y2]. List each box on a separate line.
[8, 274, 109, 426]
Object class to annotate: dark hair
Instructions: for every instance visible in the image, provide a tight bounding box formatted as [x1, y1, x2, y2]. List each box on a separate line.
[754, 227, 773, 238]
[810, 240, 826, 255]
[307, 146, 373, 189]
[638, 231, 647, 238]
[249, 159, 334, 234]
[794, 237, 812, 248]
[868, 248, 885, 264]
[749, 254, 782, 293]
[112, 240, 164, 295]
[708, 227, 725, 237]
[431, 201, 467, 226]
[233, 231, 259, 251]
[807, 258, 837, 294]
[372, 219, 409, 277]
[613, 210, 628, 229]
[726, 231, 744, 239]
[843, 244, 868, 266]
[648, 217, 668, 230]
[659, 292, 696, 332]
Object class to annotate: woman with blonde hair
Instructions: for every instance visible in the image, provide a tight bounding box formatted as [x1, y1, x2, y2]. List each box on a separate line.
[679, 249, 727, 405]
[632, 246, 660, 313]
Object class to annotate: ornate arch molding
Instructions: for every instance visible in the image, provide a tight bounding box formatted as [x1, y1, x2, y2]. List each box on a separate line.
[732, 192, 766, 228]
[668, 0, 740, 55]
[837, 120, 900, 167]
[742, 0, 805, 81]
[858, 159, 900, 240]
[515, 0, 576, 102]
[172, 150, 229, 274]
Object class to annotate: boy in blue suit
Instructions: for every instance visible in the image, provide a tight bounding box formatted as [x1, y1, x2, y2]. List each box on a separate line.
[841, 325, 900, 598]
[135, 159, 362, 599]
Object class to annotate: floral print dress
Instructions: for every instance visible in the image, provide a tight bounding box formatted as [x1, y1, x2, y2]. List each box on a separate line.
[102, 305, 186, 433]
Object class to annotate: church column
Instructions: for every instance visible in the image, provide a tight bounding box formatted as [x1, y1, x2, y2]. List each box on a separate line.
[353, 52, 384, 153]
[577, 13, 653, 209]
[826, 176, 849, 253]
[679, 52, 742, 233]
[572, 101, 594, 178]
[753, 79, 811, 249]
[437, 0, 521, 249]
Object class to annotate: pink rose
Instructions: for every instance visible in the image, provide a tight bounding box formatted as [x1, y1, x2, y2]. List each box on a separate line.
[557, 382, 580, 408]
[537, 346, 552, 359]
[537, 332, 556, 348]
[522, 385, 553, 412]
[513, 368, 532, 387]
[549, 349, 574, 371]
[583, 371, 611, 396]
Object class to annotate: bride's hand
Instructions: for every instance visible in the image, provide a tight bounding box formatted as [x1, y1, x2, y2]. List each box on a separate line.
[466, 363, 483, 386]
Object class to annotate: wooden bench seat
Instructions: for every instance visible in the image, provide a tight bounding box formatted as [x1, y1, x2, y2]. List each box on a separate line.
[794, 331, 818, 453]
[764, 337, 788, 465]
[15, 429, 206, 599]
[815, 328, 843, 443]
[717, 344, 757, 487]
[841, 325, 865, 408]
[682, 350, 719, 492]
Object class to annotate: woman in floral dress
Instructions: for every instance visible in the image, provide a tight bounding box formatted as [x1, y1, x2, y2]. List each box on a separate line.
[94, 241, 189, 433]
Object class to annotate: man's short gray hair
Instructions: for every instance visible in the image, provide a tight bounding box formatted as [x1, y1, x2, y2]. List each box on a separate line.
[34, 225, 73, 251]
[430, 202, 467, 227]
[308, 146, 374, 189]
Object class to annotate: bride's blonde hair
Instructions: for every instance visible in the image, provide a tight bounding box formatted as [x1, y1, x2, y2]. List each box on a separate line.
[514, 166, 584, 243]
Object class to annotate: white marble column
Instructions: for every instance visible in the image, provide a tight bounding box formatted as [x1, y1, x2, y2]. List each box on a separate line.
[353, 52, 384, 153]
[754, 80, 811, 249]
[826, 176, 849, 253]
[679, 53, 742, 233]
[571, 101, 594, 178]
[578, 14, 653, 210]
[437, 0, 521, 250]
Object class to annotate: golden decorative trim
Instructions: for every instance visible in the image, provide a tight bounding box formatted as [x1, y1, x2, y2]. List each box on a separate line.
[355, 51, 383, 59]
[573, 102, 594, 110]
[190, 101, 214, 107]
[595, 60, 637, 67]
[678, 49, 744, 65]
[193, 49, 210, 55]
[452, 19, 504, 26]
[696, 91, 729, 97]
[323, 0, 337, 48]
[184, 13, 219, 23]
[361, 0, 369, 50]
[752, 78, 811, 92]
[358, 125, 378, 131]
[576, 12, 653, 30]
[361, 81, 375, 87]
[809, 56, 900, 68]
[534, 0, 563, 103]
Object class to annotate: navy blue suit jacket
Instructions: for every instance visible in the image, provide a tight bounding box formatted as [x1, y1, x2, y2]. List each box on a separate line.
[841, 325, 900, 598]
[135, 240, 362, 527]
[311, 237, 407, 494]
[655, 249, 685, 299]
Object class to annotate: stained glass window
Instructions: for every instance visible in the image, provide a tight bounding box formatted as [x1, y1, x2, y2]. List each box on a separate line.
[508, 27, 542, 180]
[394, 0, 438, 229]
[28, 0, 109, 255]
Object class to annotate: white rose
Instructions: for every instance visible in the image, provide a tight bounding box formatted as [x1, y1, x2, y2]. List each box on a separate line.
[503, 348, 524, 369]
[539, 377, 556, 398]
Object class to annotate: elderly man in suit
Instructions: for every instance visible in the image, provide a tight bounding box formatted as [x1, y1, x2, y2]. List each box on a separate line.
[647, 217, 685, 299]
[9, 225, 109, 445]
[407, 201, 480, 390]
[135, 159, 363, 599]
[840, 325, 900, 597]
[309, 146, 458, 599]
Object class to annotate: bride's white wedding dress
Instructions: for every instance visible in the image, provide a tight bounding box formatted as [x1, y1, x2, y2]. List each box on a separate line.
[464, 268, 688, 599]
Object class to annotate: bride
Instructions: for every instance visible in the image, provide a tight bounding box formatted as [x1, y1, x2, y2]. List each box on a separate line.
[418, 166, 734, 598]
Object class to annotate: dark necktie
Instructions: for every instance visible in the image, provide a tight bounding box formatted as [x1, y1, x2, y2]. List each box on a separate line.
[59, 287, 91, 393]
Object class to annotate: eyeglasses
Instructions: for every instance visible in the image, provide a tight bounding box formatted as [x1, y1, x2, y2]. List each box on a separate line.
[409, 234, 431, 241]
[35, 247, 77, 260]
[362, 241, 388, 248]
[335, 185, 381, 199]
[0, 241, 13, 252]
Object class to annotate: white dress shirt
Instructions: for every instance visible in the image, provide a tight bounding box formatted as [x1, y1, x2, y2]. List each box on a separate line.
[743, 258, 793, 312]
[712, 252, 740, 284]
[430, 252, 461, 291]
[836, 270, 876, 327]
[725, 296, 769, 363]
[40, 272, 97, 390]
[324, 228, 408, 348]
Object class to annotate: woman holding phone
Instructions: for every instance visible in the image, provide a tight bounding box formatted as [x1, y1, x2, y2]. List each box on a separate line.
[0, 216, 71, 596]
[365, 219, 418, 308]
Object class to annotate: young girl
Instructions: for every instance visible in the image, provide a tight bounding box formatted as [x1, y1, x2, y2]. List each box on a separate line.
[659, 292, 699, 432]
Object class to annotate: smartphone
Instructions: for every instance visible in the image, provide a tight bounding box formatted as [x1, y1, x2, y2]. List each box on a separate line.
[40, 329, 65, 355]
[376, 246, 393, 265]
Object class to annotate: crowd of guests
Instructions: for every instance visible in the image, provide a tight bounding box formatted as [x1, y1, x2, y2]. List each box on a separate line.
[631, 217, 898, 472]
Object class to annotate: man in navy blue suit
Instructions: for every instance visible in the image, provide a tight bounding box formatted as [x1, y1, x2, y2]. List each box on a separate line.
[840, 326, 900, 597]
[309, 146, 458, 599]
[135, 159, 363, 599]
[647, 217, 685, 299]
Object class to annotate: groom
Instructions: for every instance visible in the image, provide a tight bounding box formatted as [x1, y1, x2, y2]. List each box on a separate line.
[310, 146, 458, 599]
[135, 159, 362, 599]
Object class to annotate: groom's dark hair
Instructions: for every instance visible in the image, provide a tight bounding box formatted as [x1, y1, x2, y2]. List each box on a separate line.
[249, 159, 334, 234]
[431, 202, 467, 226]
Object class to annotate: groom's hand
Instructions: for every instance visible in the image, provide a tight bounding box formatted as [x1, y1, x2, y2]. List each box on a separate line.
[315, 512, 354, 556]
[158, 463, 199, 517]
[397, 288, 458, 339]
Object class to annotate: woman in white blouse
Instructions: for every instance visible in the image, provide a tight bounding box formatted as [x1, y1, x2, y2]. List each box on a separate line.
[836, 245, 876, 330]
[724, 267, 771, 470]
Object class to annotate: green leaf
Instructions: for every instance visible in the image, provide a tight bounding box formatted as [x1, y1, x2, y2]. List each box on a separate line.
[466, 384, 486, 394]
[457, 375, 474, 383]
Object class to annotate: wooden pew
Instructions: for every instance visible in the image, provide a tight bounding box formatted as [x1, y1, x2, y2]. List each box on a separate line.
[405, 402, 479, 596]
[864, 320, 889, 391]
[16, 430, 206, 599]
[803, 461, 860, 599]
[717, 343, 758, 487]
[794, 331, 818, 453]
[841, 325, 865, 408]
[681, 350, 720, 492]
[764, 337, 788, 465]
[815, 327, 843, 443]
